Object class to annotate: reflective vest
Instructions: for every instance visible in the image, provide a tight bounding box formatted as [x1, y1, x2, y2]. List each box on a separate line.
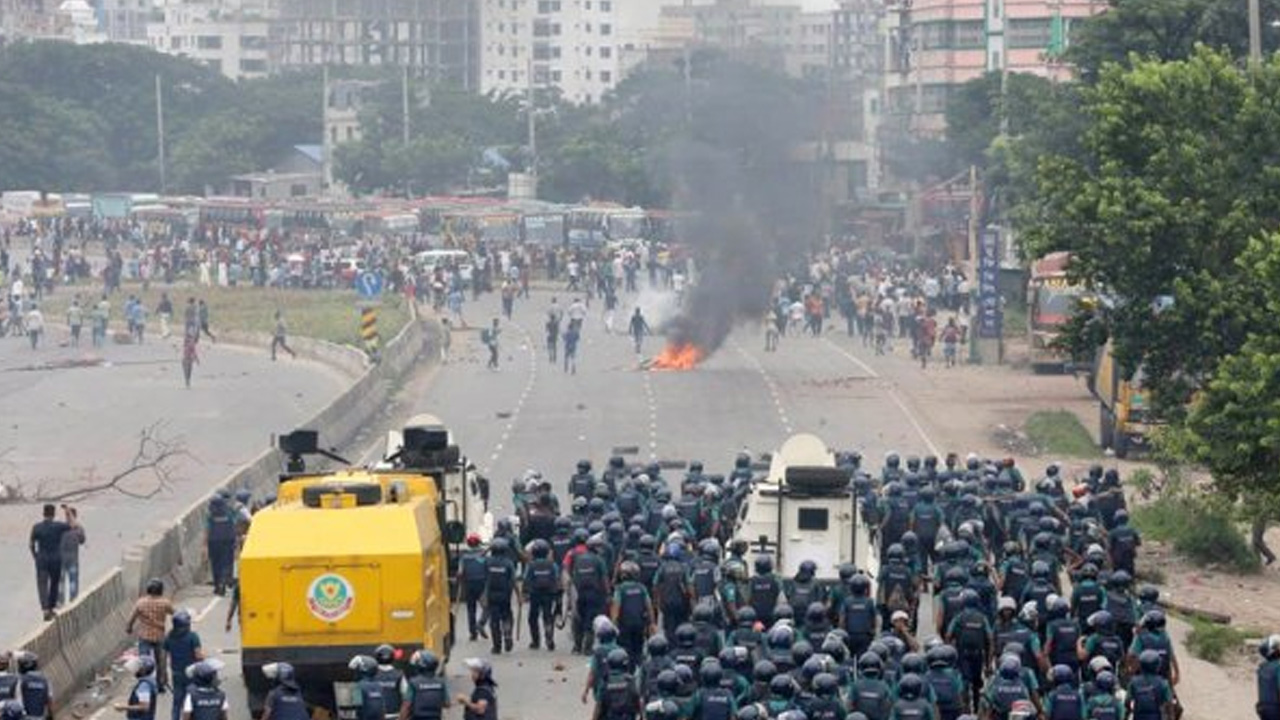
[408, 675, 448, 720]
[187, 685, 227, 720]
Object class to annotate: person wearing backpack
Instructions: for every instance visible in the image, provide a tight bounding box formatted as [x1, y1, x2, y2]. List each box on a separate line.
[524, 539, 562, 651]
[1126, 651, 1174, 720]
[947, 590, 994, 713]
[653, 541, 692, 638]
[610, 562, 654, 661]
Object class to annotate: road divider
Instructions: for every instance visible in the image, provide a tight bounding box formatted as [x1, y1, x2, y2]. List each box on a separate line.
[15, 306, 439, 706]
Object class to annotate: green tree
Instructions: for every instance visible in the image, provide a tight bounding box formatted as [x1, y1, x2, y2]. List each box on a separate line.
[1020, 48, 1280, 409]
[1068, 0, 1280, 79]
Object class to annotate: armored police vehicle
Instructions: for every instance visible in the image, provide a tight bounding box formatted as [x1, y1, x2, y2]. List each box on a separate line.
[733, 433, 879, 584]
[380, 413, 493, 545]
[238, 426, 462, 716]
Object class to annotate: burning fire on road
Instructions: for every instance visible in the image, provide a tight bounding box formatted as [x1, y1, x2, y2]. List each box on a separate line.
[647, 343, 705, 371]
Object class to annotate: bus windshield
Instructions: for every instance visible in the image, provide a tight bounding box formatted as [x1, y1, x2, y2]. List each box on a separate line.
[608, 216, 644, 240]
[1032, 283, 1081, 329]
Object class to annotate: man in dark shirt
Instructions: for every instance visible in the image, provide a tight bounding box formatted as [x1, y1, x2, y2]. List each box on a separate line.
[29, 504, 78, 620]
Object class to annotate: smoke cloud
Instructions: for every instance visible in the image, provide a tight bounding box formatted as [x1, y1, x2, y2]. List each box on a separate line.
[650, 57, 823, 355]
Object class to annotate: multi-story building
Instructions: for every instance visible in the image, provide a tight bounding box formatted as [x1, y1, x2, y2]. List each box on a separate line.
[270, 0, 478, 87]
[98, 0, 159, 42]
[480, 0, 627, 105]
[146, 0, 271, 79]
[884, 0, 1104, 135]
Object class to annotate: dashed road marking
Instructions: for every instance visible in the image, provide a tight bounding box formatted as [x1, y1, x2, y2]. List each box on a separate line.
[821, 337, 941, 456]
[480, 320, 538, 476]
[733, 341, 793, 435]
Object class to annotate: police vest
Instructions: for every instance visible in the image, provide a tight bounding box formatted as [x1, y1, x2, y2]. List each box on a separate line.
[617, 583, 650, 627]
[408, 675, 448, 720]
[375, 667, 404, 714]
[892, 698, 932, 720]
[126, 677, 157, 720]
[19, 672, 51, 718]
[805, 697, 844, 720]
[266, 687, 310, 720]
[1090, 634, 1125, 667]
[602, 672, 636, 719]
[187, 685, 228, 720]
[1045, 686, 1081, 720]
[528, 559, 558, 594]
[461, 552, 487, 585]
[1002, 560, 1030, 599]
[926, 669, 962, 712]
[1138, 631, 1173, 677]
[207, 508, 236, 542]
[698, 687, 734, 720]
[486, 562, 515, 599]
[356, 678, 385, 720]
[842, 596, 876, 637]
[655, 560, 688, 608]
[1086, 696, 1123, 720]
[787, 580, 817, 611]
[748, 575, 780, 619]
[617, 490, 641, 519]
[551, 536, 574, 567]
[880, 564, 913, 606]
[1108, 593, 1137, 627]
[636, 553, 662, 591]
[0, 673, 17, 701]
[1260, 660, 1280, 709]
[911, 504, 941, 539]
[569, 474, 595, 499]
[850, 679, 892, 720]
[988, 677, 1029, 717]
[572, 552, 606, 598]
[1073, 583, 1105, 619]
[955, 611, 988, 656]
[1128, 675, 1165, 719]
[690, 561, 718, 600]
[1048, 619, 1081, 665]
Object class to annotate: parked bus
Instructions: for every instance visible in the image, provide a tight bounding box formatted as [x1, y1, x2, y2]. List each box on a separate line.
[1027, 252, 1087, 372]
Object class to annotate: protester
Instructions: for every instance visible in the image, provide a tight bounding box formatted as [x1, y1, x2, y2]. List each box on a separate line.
[29, 503, 78, 620]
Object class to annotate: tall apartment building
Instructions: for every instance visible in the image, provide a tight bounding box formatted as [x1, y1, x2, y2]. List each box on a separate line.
[146, 0, 271, 78]
[270, 0, 477, 87]
[480, 0, 626, 105]
[884, 0, 1104, 135]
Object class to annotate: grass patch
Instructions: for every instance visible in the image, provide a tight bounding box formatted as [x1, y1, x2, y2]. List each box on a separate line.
[1002, 300, 1028, 339]
[1132, 494, 1260, 574]
[1025, 409, 1098, 457]
[39, 283, 411, 347]
[1186, 618, 1253, 664]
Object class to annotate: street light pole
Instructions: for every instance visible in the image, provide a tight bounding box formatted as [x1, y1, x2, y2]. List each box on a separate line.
[1250, 0, 1263, 66]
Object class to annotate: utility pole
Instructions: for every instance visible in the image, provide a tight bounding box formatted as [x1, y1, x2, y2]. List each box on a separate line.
[402, 64, 411, 146]
[527, 56, 537, 182]
[1249, 0, 1263, 66]
[155, 74, 166, 194]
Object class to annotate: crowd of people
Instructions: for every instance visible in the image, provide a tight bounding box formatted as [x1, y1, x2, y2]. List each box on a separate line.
[406, 448, 1209, 720]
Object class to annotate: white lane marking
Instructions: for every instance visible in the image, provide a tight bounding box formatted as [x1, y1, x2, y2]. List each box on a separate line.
[821, 337, 941, 455]
[480, 319, 538, 476]
[193, 595, 221, 623]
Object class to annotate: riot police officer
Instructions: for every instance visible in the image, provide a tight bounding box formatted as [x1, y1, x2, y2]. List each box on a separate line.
[114, 655, 159, 720]
[484, 538, 520, 654]
[524, 538, 562, 650]
[401, 651, 450, 720]
[181, 661, 228, 720]
[610, 561, 654, 660]
[15, 651, 53, 720]
[457, 535, 489, 641]
[373, 644, 406, 719]
[259, 662, 308, 720]
[595, 648, 640, 720]
[569, 532, 611, 654]
[349, 656, 385, 720]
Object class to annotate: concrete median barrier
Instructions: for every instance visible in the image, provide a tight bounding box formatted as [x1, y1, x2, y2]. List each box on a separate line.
[23, 310, 435, 704]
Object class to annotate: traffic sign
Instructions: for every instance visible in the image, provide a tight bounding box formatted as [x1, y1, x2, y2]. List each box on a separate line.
[356, 271, 383, 300]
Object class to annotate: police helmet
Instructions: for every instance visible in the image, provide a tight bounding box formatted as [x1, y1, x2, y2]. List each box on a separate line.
[188, 660, 219, 687]
[961, 588, 981, 609]
[409, 650, 439, 674]
[901, 652, 927, 676]
[699, 659, 723, 687]
[867, 640, 891, 662]
[820, 636, 848, 664]
[1087, 610, 1114, 632]
[618, 560, 640, 581]
[692, 600, 717, 624]
[14, 652, 37, 673]
[1088, 656, 1113, 677]
[673, 663, 695, 689]
[609, 456, 626, 469]
[1114, 509, 1130, 525]
[849, 573, 871, 596]
[530, 539, 551, 558]
[754, 554, 774, 575]
[776, 712, 807, 720]
[606, 647, 631, 672]
[588, 497, 607, 515]
[1138, 585, 1160, 604]
[596, 618, 618, 642]
[790, 641, 814, 668]
[813, 672, 839, 696]
[1138, 649, 1161, 674]
[945, 567, 967, 586]
[737, 606, 758, 627]
[571, 528, 589, 545]
[587, 533, 607, 551]
[646, 634, 670, 657]
[886, 453, 900, 468]
[1047, 595, 1070, 618]
[689, 460, 704, 473]
[998, 596, 1017, 615]
[927, 644, 958, 669]
[554, 516, 573, 532]
[674, 623, 698, 647]
[768, 673, 796, 699]
[1108, 570, 1133, 588]
[767, 624, 795, 649]
[997, 655, 1021, 679]
[886, 543, 906, 562]
[838, 563, 856, 581]
[897, 672, 924, 700]
[1141, 609, 1167, 631]
[172, 609, 192, 629]
[1094, 671, 1117, 693]
[798, 559, 817, 578]
[753, 659, 778, 683]
[639, 534, 657, 552]
[1262, 635, 1280, 660]
[856, 652, 883, 676]
[577, 459, 592, 472]
[1031, 560, 1052, 579]
[348, 655, 377, 678]
[134, 655, 157, 678]
[490, 537, 510, 554]
[1050, 664, 1074, 687]
[805, 602, 826, 623]
[886, 482, 903, 498]
[374, 644, 396, 665]
[699, 538, 722, 561]
[1018, 602, 1039, 626]
[920, 486, 937, 501]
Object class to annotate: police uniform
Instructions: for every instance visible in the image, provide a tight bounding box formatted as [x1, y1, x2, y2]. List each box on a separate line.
[484, 554, 518, 653]
[524, 556, 561, 650]
[374, 665, 405, 719]
[261, 686, 308, 720]
[569, 549, 609, 653]
[403, 673, 449, 720]
[125, 675, 158, 720]
[184, 684, 228, 720]
[458, 548, 489, 641]
[612, 580, 653, 660]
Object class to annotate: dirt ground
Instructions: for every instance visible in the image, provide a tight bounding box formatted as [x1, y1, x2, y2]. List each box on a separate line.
[856, 331, 1269, 720]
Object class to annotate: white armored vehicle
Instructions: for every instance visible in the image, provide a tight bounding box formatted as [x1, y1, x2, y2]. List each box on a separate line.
[734, 433, 879, 583]
[380, 413, 494, 543]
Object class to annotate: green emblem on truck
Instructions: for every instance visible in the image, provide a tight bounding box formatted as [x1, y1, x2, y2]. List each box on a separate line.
[307, 573, 355, 622]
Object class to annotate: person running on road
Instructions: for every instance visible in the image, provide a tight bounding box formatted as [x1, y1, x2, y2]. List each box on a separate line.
[629, 307, 650, 354]
[271, 311, 296, 361]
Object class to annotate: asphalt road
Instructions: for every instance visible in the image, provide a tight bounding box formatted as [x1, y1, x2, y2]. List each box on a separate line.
[100, 286, 950, 720]
[0, 326, 350, 647]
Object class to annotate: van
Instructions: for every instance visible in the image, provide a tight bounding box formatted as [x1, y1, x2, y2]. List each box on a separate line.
[414, 249, 473, 281]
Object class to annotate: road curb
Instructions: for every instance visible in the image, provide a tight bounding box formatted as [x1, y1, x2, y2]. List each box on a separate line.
[12, 307, 437, 704]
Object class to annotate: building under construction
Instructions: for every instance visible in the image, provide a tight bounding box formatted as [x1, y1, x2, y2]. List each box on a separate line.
[269, 0, 478, 87]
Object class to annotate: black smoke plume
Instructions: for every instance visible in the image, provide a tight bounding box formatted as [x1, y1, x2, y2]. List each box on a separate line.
[650, 55, 824, 354]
